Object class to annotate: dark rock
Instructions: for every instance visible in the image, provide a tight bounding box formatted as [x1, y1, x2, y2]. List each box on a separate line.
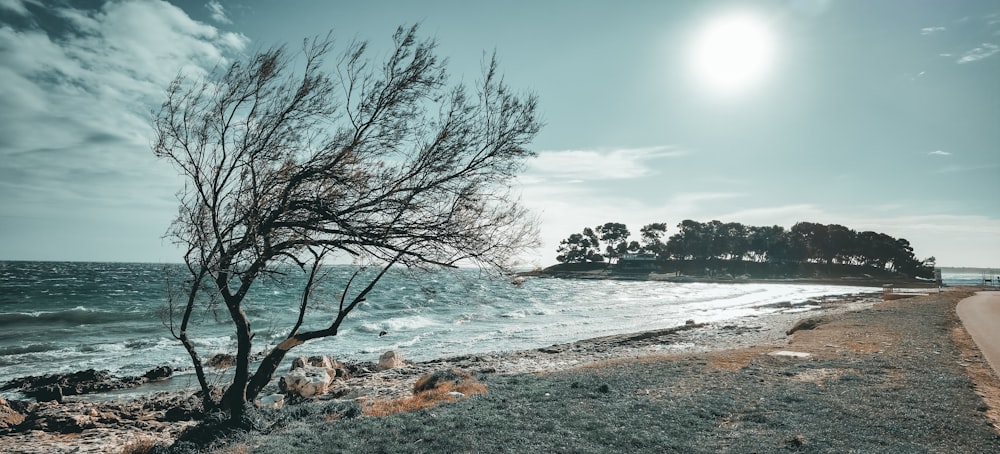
[36, 385, 63, 403]
[3, 369, 142, 401]
[143, 365, 173, 381]
[786, 318, 824, 335]
[597, 384, 610, 394]
[206, 353, 237, 368]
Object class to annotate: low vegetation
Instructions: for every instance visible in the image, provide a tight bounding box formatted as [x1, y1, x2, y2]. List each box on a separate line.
[557, 220, 935, 279]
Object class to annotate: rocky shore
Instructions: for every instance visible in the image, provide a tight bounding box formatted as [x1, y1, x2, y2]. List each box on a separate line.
[3, 290, 998, 453]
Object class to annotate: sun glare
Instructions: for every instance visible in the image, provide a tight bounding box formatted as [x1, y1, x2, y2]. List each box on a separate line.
[689, 12, 776, 96]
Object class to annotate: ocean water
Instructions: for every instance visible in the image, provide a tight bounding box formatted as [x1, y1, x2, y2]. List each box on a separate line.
[0, 261, 954, 396]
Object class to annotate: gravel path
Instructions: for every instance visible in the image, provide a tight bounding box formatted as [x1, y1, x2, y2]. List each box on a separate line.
[957, 291, 1000, 375]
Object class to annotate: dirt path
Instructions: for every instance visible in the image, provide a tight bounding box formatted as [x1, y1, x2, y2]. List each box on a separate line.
[957, 291, 1000, 375]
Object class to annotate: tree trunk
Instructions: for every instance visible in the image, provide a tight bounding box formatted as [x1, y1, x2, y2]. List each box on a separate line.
[224, 303, 254, 423]
[178, 333, 214, 411]
[246, 336, 303, 401]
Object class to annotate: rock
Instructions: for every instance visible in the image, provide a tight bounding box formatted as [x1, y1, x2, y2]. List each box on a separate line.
[143, 366, 173, 381]
[206, 353, 236, 368]
[377, 351, 404, 371]
[685, 319, 696, 325]
[281, 366, 333, 398]
[257, 394, 284, 409]
[413, 368, 474, 394]
[0, 397, 26, 432]
[36, 385, 63, 403]
[786, 318, 823, 335]
[291, 355, 349, 379]
[3, 369, 142, 401]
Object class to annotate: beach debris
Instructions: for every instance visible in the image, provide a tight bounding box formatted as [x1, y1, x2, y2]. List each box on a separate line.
[377, 350, 405, 371]
[786, 317, 823, 335]
[768, 351, 812, 358]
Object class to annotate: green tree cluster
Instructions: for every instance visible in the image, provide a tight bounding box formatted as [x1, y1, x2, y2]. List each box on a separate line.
[557, 220, 934, 278]
[556, 222, 668, 264]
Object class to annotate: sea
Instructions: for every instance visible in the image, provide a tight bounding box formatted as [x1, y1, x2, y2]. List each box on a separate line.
[0, 261, 987, 398]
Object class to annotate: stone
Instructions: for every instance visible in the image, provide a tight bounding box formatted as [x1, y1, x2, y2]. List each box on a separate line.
[280, 366, 333, 398]
[0, 397, 26, 431]
[377, 351, 404, 371]
[142, 366, 173, 381]
[257, 394, 285, 409]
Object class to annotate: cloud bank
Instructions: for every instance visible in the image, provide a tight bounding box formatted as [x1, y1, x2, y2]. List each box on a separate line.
[0, 0, 249, 260]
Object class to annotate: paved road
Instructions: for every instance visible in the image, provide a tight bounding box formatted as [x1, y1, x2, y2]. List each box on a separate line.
[957, 291, 1000, 375]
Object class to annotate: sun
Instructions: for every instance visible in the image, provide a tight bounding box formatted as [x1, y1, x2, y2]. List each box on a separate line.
[689, 12, 776, 95]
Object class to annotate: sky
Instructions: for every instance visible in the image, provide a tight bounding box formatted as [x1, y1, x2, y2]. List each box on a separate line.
[0, 0, 998, 268]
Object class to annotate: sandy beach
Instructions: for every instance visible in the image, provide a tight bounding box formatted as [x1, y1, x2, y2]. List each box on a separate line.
[2, 288, 999, 453]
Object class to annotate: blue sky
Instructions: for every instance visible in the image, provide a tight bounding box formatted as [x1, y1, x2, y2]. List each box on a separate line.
[0, 0, 997, 267]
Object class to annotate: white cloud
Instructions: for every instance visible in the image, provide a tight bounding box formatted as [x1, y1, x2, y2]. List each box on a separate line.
[526, 146, 688, 181]
[0, 0, 250, 260]
[957, 43, 1000, 63]
[928, 150, 951, 156]
[920, 26, 946, 35]
[206, 1, 232, 24]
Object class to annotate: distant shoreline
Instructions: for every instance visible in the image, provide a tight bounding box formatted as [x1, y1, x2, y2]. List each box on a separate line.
[522, 267, 940, 288]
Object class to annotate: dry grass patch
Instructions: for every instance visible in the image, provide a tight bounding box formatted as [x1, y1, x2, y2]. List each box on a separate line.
[120, 437, 168, 454]
[363, 370, 487, 417]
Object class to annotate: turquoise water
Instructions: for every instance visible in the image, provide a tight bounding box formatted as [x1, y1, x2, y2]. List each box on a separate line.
[0, 261, 934, 394]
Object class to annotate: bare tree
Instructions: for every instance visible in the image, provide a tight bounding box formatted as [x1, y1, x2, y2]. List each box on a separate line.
[152, 25, 540, 423]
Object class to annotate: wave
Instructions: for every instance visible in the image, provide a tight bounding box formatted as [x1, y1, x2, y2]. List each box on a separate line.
[0, 342, 59, 356]
[0, 306, 143, 327]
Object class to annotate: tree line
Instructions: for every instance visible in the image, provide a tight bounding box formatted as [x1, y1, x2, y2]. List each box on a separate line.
[557, 220, 935, 277]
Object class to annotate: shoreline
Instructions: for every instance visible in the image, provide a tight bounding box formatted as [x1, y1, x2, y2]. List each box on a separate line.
[0, 291, 885, 452]
[4, 288, 998, 452]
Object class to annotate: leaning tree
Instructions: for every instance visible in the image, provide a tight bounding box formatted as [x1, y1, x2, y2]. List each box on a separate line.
[152, 26, 541, 422]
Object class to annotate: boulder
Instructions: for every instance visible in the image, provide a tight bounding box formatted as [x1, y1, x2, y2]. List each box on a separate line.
[377, 350, 404, 371]
[143, 365, 173, 381]
[0, 397, 26, 432]
[291, 355, 349, 379]
[280, 366, 333, 398]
